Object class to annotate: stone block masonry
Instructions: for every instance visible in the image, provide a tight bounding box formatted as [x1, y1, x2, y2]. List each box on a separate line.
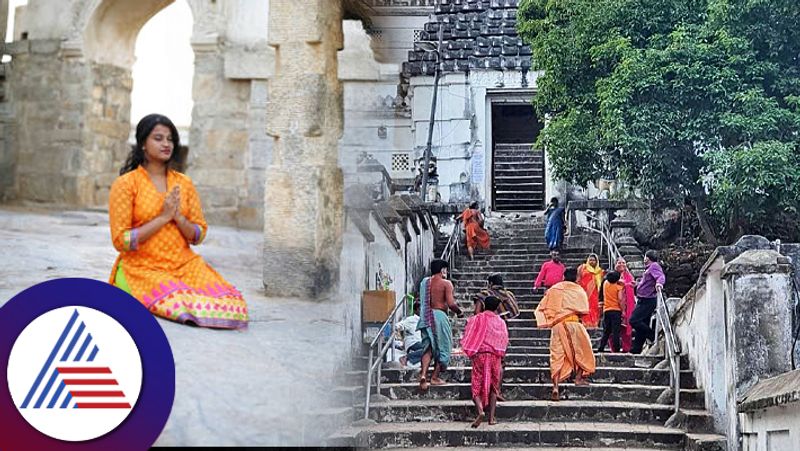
[263, 0, 346, 299]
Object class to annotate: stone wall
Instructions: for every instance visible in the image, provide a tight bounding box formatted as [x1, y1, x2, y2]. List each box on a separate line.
[338, 186, 434, 354]
[88, 63, 133, 206]
[671, 236, 798, 450]
[5, 41, 94, 205]
[2, 0, 267, 229]
[187, 46, 254, 227]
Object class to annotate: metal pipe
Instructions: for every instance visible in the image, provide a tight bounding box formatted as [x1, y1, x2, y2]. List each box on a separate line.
[364, 347, 373, 419]
[420, 25, 444, 202]
[377, 334, 383, 395]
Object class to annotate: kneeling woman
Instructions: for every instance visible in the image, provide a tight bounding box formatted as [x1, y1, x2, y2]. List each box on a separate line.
[108, 114, 248, 329]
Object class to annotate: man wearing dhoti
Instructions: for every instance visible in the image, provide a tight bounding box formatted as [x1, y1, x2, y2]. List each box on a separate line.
[417, 259, 463, 391]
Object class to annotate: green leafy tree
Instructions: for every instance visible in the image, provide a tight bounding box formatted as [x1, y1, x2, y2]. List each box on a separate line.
[704, 141, 800, 241]
[518, 0, 800, 243]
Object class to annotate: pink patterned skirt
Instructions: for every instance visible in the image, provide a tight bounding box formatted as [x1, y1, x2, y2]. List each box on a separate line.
[470, 352, 502, 407]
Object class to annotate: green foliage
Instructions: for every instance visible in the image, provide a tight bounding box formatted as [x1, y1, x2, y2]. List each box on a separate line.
[704, 141, 800, 240]
[518, 0, 800, 242]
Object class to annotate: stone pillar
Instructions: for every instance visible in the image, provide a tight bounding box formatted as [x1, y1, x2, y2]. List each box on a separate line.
[263, 0, 345, 298]
[721, 249, 794, 450]
[188, 41, 252, 227]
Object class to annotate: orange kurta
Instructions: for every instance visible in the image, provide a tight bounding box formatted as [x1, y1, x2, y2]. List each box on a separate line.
[535, 281, 596, 382]
[578, 263, 604, 327]
[108, 166, 248, 329]
[461, 208, 490, 250]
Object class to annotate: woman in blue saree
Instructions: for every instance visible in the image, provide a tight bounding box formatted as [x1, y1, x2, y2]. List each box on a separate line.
[544, 197, 565, 250]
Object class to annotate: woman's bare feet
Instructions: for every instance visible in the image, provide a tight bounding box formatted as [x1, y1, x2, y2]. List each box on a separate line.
[430, 377, 447, 386]
[471, 412, 484, 428]
[551, 387, 559, 401]
[496, 393, 506, 402]
[419, 377, 429, 393]
[488, 417, 497, 425]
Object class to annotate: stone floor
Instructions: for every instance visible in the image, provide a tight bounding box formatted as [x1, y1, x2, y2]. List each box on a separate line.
[0, 206, 351, 446]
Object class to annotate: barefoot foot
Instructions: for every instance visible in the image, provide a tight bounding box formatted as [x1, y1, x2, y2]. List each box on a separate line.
[551, 388, 559, 401]
[471, 412, 484, 428]
[574, 376, 591, 387]
[431, 377, 447, 386]
[488, 418, 497, 425]
[419, 377, 429, 393]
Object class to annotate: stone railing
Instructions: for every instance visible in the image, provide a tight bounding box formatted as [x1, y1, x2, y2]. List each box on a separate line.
[669, 236, 799, 451]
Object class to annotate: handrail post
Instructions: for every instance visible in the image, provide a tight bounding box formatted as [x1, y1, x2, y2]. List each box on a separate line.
[377, 334, 383, 396]
[364, 348, 373, 420]
[674, 353, 680, 413]
[391, 315, 397, 362]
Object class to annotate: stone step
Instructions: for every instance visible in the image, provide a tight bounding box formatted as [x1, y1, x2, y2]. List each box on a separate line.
[366, 399, 713, 432]
[456, 255, 587, 264]
[494, 157, 544, 163]
[358, 352, 661, 370]
[493, 163, 544, 170]
[493, 154, 544, 161]
[411, 353, 662, 369]
[449, 325, 602, 340]
[451, 291, 542, 301]
[495, 196, 547, 203]
[493, 175, 546, 182]
[495, 186, 546, 193]
[452, 267, 585, 279]
[332, 421, 688, 449]
[501, 337, 599, 347]
[374, 382, 705, 408]
[364, 367, 697, 388]
[492, 169, 546, 177]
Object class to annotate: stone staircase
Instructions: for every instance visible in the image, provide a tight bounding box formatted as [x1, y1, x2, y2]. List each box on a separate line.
[493, 144, 545, 212]
[331, 215, 725, 450]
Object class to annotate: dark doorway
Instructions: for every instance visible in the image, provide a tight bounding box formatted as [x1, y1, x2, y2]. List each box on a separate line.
[491, 103, 545, 211]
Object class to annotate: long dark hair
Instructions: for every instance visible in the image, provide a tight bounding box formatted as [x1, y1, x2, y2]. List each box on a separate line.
[120, 114, 181, 175]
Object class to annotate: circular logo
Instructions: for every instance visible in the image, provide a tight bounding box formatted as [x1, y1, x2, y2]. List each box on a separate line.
[7, 307, 143, 441]
[0, 278, 175, 451]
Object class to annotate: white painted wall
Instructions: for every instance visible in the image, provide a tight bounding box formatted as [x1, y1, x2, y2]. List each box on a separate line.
[673, 257, 728, 433]
[338, 208, 434, 355]
[408, 69, 547, 208]
[672, 248, 796, 451]
[740, 403, 800, 451]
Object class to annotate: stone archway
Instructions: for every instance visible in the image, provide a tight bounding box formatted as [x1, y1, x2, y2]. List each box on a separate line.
[5, 0, 205, 207]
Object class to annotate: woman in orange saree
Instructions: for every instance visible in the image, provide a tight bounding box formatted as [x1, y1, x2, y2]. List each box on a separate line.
[577, 253, 604, 328]
[108, 114, 248, 329]
[461, 202, 490, 260]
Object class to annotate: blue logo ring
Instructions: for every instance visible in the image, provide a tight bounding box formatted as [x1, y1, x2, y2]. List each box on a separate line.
[0, 278, 175, 451]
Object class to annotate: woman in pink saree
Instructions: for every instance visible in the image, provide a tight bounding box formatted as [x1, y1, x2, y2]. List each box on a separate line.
[613, 257, 636, 352]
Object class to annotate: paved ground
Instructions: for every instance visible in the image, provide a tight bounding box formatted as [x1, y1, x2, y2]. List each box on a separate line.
[0, 206, 351, 446]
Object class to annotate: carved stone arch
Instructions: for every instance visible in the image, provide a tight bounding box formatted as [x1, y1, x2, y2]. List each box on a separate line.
[72, 0, 210, 68]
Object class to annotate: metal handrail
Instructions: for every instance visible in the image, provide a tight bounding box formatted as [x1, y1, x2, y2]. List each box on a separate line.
[581, 210, 620, 269]
[656, 287, 681, 415]
[440, 218, 462, 270]
[361, 218, 463, 420]
[363, 295, 408, 420]
[581, 209, 681, 416]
